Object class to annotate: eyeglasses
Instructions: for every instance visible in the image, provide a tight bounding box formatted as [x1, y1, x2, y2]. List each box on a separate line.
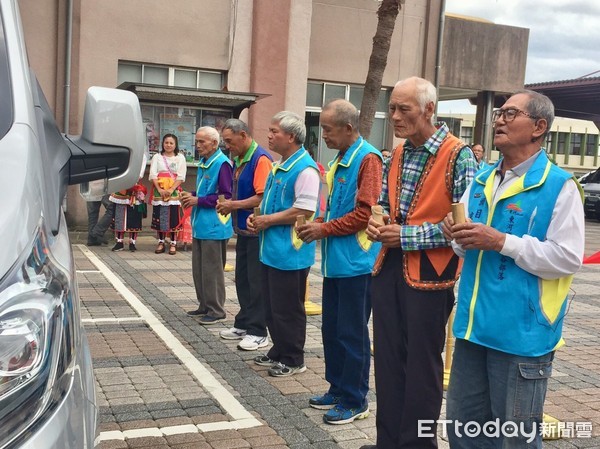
[492, 108, 538, 123]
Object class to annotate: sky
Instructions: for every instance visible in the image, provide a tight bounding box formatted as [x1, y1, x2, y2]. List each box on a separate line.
[438, 0, 600, 113]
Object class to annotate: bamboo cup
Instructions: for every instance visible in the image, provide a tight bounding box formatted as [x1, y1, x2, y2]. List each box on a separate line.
[253, 207, 261, 217]
[296, 215, 306, 226]
[451, 202, 466, 225]
[218, 194, 225, 202]
[371, 204, 386, 225]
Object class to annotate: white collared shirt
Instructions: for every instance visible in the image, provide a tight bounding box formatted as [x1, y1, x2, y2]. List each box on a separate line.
[452, 151, 584, 280]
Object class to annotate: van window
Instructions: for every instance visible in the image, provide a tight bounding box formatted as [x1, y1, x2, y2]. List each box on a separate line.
[0, 15, 13, 139]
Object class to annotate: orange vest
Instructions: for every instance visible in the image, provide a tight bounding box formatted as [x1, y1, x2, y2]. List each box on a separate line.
[372, 134, 465, 290]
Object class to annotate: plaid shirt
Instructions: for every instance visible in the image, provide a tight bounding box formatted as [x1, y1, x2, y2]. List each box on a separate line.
[379, 123, 476, 251]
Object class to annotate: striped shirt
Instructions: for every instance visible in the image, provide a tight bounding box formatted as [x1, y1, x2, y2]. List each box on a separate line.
[379, 123, 476, 251]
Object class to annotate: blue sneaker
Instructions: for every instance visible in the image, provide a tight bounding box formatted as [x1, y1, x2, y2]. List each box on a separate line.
[309, 392, 341, 410]
[198, 315, 225, 325]
[323, 403, 369, 425]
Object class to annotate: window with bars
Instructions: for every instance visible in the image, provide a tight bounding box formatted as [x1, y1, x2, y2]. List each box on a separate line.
[570, 134, 582, 156]
[305, 81, 390, 166]
[117, 62, 224, 90]
[586, 134, 598, 157]
[556, 132, 567, 155]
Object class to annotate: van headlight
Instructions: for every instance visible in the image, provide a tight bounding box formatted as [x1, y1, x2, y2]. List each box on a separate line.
[0, 224, 75, 448]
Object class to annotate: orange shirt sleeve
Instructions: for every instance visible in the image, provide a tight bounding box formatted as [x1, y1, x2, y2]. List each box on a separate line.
[253, 155, 273, 195]
[321, 153, 382, 237]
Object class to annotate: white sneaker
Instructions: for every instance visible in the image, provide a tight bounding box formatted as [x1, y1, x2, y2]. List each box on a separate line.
[237, 334, 269, 351]
[220, 327, 247, 340]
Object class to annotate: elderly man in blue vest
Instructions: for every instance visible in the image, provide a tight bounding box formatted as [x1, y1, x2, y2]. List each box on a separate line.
[217, 119, 273, 350]
[442, 90, 585, 448]
[472, 143, 489, 171]
[181, 126, 233, 324]
[246, 111, 321, 377]
[297, 99, 382, 425]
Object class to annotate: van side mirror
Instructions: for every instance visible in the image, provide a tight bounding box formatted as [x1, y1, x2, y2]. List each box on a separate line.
[69, 87, 145, 200]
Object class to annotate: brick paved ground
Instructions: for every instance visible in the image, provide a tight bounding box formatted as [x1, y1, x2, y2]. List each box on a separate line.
[71, 219, 600, 448]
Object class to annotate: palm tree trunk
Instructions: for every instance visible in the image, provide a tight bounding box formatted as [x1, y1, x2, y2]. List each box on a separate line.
[359, 0, 401, 139]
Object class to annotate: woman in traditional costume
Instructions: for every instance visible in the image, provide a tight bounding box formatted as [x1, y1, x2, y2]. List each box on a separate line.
[149, 134, 187, 255]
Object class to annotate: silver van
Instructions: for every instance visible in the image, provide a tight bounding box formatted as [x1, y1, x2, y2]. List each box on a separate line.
[0, 0, 145, 447]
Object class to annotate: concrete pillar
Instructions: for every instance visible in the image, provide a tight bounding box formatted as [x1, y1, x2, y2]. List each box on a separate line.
[247, 0, 312, 147]
[474, 91, 495, 160]
[227, 0, 253, 124]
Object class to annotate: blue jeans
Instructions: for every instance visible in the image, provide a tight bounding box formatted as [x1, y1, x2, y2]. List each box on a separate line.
[322, 275, 371, 409]
[446, 339, 553, 449]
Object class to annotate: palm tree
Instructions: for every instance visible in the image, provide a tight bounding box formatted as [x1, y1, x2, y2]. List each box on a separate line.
[359, 0, 402, 139]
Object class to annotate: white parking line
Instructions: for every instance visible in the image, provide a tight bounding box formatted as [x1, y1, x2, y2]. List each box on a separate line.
[77, 245, 262, 440]
[82, 317, 146, 323]
[95, 417, 261, 443]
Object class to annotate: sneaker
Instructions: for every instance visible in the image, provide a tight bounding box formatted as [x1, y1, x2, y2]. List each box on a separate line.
[129, 242, 137, 252]
[224, 263, 234, 272]
[323, 403, 369, 425]
[268, 362, 306, 377]
[186, 308, 208, 316]
[254, 355, 277, 367]
[87, 236, 102, 246]
[309, 392, 341, 410]
[111, 242, 124, 252]
[220, 327, 247, 340]
[237, 335, 269, 351]
[198, 315, 225, 325]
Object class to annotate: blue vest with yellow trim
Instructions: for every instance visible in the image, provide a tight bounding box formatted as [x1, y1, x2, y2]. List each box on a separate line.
[191, 150, 233, 240]
[322, 137, 382, 278]
[234, 143, 272, 234]
[453, 151, 575, 357]
[259, 148, 318, 270]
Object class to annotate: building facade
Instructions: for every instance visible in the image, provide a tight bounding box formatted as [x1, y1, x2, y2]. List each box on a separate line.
[440, 114, 600, 176]
[19, 0, 527, 227]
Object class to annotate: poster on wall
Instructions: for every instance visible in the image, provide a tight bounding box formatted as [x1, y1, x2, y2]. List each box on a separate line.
[141, 105, 160, 157]
[202, 112, 230, 134]
[160, 113, 196, 162]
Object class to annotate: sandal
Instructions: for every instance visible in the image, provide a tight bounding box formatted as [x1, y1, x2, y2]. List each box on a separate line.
[155, 242, 165, 254]
[169, 243, 177, 255]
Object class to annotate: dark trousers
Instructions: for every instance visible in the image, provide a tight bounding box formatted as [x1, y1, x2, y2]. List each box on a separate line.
[233, 235, 267, 337]
[262, 264, 309, 367]
[371, 248, 454, 449]
[87, 194, 114, 240]
[192, 239, 227, 319]
[322, 274, 372, 409]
